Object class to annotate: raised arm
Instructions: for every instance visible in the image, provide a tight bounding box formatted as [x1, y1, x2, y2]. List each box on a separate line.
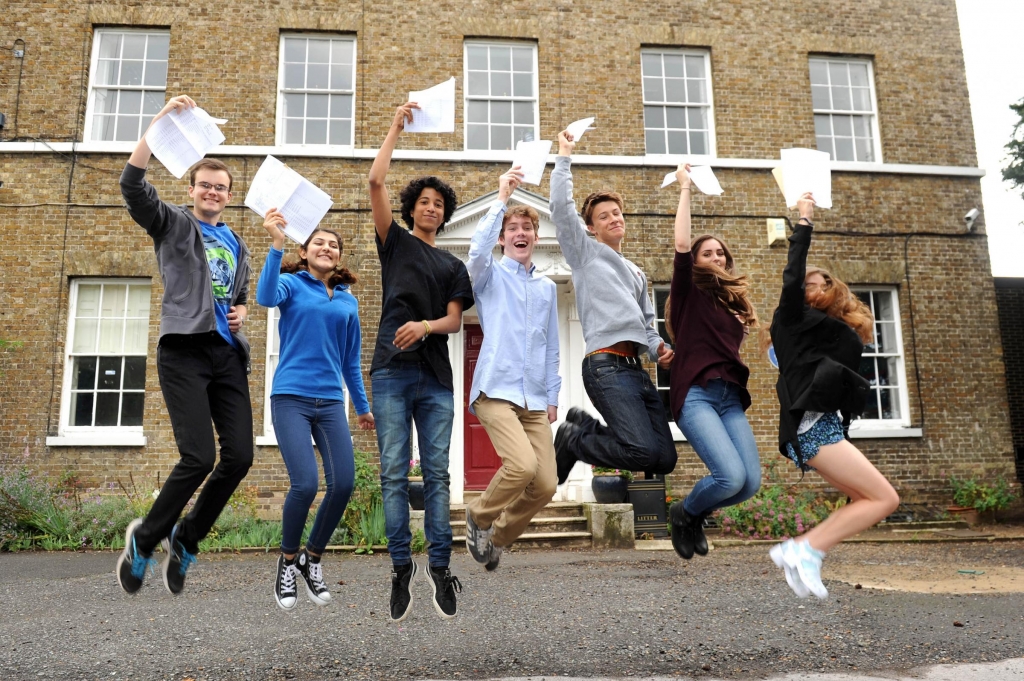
[368, 102, 418, 244]
[127, 94, 195, 171]
[549, 130, 596, 269]
[466, 167, 524, 290]
[255, 208, 291, 309]
[778, 193, 815, 324]
[673, 164, 693, 253]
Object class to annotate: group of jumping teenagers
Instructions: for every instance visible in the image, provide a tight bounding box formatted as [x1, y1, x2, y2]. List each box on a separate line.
[114, 93, 900, 621]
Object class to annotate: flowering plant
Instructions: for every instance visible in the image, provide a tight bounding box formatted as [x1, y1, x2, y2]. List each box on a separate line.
[717, 483, 828, 540]
[408, 459, 422, 477]
[591, 465, 634, 482]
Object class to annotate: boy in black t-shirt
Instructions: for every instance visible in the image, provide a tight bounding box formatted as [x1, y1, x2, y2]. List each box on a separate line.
[368, 101, 474, 622]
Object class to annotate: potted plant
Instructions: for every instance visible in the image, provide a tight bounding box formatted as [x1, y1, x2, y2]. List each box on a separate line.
[948, 475, 1018, 525]
[591, 466, 633, 504]
[408, 459, 425, 511]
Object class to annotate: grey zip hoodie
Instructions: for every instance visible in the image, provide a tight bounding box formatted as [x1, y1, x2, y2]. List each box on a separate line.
[549, 155, 663, 361]
[120, 162, 251, 369]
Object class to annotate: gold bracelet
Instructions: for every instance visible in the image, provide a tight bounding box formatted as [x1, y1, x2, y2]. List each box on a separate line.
[421, 320, 432, 336]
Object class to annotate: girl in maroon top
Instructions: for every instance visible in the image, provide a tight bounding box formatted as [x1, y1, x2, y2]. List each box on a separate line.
[667, 165, 761, 561]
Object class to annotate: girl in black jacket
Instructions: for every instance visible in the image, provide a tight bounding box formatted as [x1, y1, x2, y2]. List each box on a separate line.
[767, 193, 899, 600]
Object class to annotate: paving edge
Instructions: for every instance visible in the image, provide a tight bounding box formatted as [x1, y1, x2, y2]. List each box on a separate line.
[635, 535, 1024, 550]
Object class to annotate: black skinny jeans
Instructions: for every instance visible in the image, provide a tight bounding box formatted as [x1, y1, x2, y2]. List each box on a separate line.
[133, 333, 254, 555]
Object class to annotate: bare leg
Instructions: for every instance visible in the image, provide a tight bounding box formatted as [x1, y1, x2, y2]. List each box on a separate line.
[796, 439, 899, 553]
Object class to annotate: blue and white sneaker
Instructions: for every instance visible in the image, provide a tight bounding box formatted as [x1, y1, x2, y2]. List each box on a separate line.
[161, 522, 197, 595]
[789, 540, 828, 599]
[769, 539, 810, 599]
[116, 518, 156, 594]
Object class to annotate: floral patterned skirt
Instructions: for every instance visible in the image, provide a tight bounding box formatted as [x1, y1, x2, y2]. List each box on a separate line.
[783, 412, 844, 472]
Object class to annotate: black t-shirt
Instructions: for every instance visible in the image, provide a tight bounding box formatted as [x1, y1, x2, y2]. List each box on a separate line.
[371, 220, 474, 391]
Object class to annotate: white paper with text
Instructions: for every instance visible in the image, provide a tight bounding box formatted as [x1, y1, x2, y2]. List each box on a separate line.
[512, 140, 552, 185]
[406, 77, 456, 133]
[145, 106, 226, 179]
[244, 156, 333, 244]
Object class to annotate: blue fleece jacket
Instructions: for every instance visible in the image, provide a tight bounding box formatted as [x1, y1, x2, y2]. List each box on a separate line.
[256, 247, 370, 414]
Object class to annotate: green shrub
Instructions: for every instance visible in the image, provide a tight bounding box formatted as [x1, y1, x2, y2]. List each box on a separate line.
[949, 475, 1019, 514]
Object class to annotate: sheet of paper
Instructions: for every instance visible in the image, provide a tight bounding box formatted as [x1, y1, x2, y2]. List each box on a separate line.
[660, 166, 723, 195]
[145, 106, 227, 179]
[279, 182, 334, 244]
[511, 139, 552, 185]
[565, 116, 595, 142]
[406, 77, 456, 133]
[780, 148, 832, 209]
[244, 156, 302, 217]
[245, 156, 333, 243]
[772, 166, 786, 196]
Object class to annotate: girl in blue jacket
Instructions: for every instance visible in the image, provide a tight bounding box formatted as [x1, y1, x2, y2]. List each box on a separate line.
[257, 209, 374, 611]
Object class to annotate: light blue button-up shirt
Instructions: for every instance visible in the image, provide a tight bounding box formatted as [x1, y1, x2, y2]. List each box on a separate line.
[467, 200, 561, 415]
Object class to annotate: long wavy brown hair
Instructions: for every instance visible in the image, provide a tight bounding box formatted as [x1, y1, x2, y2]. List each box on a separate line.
[804, 266, 874, 343]
[281, 228, 358, 289]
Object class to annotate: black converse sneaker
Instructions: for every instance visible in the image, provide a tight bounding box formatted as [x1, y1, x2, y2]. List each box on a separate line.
[465, 509, 492, 565]
[274, 554, 299, 611]
[389, 561, 418, 622]
[116, 518, 155, 594]
[296, 548, 331, 606]
[426, 565, 462, 619]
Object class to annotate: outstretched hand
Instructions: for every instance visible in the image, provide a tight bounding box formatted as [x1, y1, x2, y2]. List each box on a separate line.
[154, 95, 196, 123]
[391, 102, 420, 131]
[797, 192, 815, 222]
[498, 166, 525, 203]
[263, 208, 287, 249]
[675, 163, 693, 189]
[557, 129, 576, 157]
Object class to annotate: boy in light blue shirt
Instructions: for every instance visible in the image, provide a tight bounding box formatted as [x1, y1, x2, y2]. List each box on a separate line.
[464, 166, 561, 571]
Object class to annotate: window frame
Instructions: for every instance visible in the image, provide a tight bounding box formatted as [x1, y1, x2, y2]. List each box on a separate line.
[653, 286, 685, 441]
[850, 286, 912, 431]
[809, 56, 883, 164]
[640, 48, 717, 159]
[53, 278, 152, 444]
[462, 39, 540, 153]
[275, 32, 358, 148]
[83, 27, 170, 144]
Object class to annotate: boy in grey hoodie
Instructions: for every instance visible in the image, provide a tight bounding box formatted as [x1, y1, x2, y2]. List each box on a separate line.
[116, 95, 253, 596]
[549, 129, 676, 484]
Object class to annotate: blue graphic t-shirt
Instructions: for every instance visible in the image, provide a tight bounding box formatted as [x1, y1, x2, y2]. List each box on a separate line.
[200, 221, 240, 348]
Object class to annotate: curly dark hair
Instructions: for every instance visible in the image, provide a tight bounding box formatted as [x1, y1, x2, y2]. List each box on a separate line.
[399, 176, 457, 232]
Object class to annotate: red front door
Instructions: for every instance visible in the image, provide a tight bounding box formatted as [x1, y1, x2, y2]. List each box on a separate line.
[463, 324, 502, 489]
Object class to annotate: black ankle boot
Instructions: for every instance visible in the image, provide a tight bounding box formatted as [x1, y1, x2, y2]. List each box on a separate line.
[692, 513, 709, 557]
[668, 500, 696, 560]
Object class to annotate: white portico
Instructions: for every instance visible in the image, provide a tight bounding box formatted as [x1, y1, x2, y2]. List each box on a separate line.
[433, 189, 598, 505]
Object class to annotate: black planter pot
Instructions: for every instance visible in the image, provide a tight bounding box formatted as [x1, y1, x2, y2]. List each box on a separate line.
[408, 479, 425, 510]
[591, 475, 628, 504]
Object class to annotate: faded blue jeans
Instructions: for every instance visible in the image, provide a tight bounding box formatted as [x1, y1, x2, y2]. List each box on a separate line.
[271, 395, 355, 555]
[678, 379, 761, 517]
[371, 362, 455, 568]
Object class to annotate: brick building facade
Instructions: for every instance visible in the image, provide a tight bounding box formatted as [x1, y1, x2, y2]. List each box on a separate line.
[0, 0, 1014, 507]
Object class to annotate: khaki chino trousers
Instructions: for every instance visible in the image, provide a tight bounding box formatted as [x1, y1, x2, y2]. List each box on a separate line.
[467, 394, 558, 547]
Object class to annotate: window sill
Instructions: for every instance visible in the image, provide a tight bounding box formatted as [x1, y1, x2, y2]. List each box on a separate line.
[255, 435, 278, 447]
[46, 433, 147, 447]
[848, 426, 922, 439]
[669, 422, 687, 442]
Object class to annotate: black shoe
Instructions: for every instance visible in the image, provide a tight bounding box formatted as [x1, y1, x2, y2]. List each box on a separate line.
[274, 554, 299, 611]
[565, 407, 589, 425]
[692, 514, 709, 557]
[116, 518, 155, 594]
[426, 564, 463, 619]
[389, 561, 418, 622]
[297, 548, 331, 606]
[554, 422, 579, 485]
[465, 509, 492, 565]
[669, 501, 696, 560]
[484, 543, 503, 572]
[160, 522, 197, 595]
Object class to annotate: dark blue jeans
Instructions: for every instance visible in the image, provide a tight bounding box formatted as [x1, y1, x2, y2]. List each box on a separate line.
[678, 379, 761, 516]
[371, 362, 454, 567]
[271, 395, 355, 554]
[569, 355, 677, 476]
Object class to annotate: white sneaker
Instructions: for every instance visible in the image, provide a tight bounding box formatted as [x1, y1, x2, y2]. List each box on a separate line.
[790, 540, 828, 599]
[770, 540, 810, 599]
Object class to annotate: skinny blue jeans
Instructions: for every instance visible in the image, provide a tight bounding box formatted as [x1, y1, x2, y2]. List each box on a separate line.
[678, 379, 761, 517]
[272, 395, 355, 555]
[371, 362, 455, 568]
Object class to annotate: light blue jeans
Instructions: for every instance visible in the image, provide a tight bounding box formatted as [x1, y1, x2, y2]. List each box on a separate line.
[371, 362, 455, 568]
[678, 379, 761, 517]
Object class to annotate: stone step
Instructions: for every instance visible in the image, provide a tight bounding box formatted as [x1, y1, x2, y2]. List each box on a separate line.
[449, 501, 584, 522]
[450, 515, 588, 534]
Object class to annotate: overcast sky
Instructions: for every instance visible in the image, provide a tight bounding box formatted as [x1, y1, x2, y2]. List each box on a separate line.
[956, 0, 1024, 276]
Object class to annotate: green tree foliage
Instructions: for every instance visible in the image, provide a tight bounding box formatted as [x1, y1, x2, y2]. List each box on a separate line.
[1003, 97, 1024, 199]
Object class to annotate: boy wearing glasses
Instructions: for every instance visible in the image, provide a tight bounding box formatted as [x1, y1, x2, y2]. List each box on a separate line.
[116, 94, 254, 597]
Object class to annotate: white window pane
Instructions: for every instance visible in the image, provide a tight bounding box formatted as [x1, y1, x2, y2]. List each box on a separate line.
[856, 137, 874, 162]
[329, 119, 351, 145]
[121, 393, 145, 426]
[307, 93, 329, 118]
[330, 66, 353, 91]
[641, 52, 662, 77]
[880, 388, 900, 419]
[146, 34, 169, 60]
[686, 79, 707, 104]
[816, 136, 834, 158]
[512, 72, 532, 97]
[119, 60, 143, 86]
[122, 34, 146, 59]
[667, 130, 687, 154]
[490, 72, 511, 97]
[467, 124, 488, 149]
[467, 71, 488, 96]
[812, 115, 831, 138]
[98, 33, 121, 59]
[330, 94, 352, 118]
[491, 47, 511, 71]
[851, 87, 871, 111]
[308, 40, 330, 63]
[71, 392, 94, 426]
[467, 100, 488, 123]
[514, 126, 534, 144]
[811, 84, 831, 110]
[124, 319, 149, 354]
[95, 393, 120, 426]
[491, 101, 511, 124]
[685, 55, 706, 79]
[689, 130, 707, 155]
[491, 125, 512, 151]
[96, 60, 119, 86]
[644, 105, 665, 129]
[666, 106, 687, 129]
[663, 54, 684, 78]
[73, 319, 98, 353]
[102, 285, 127, 317]
[331, 40, 353, 64]
[861, 390, 880, 419]
[143, 92, 164, 115]
[833, 115, 853, 137]
[513, 101, 533, 125]
[284, 93, 303, 119]
[285, 118, 304, 144]
[850, 63, 869, 87]
[126, 285, 150, 317]
[307, 63, 329, 89]
[828, 62, 849, 86]
[284, 38, 305, 62]
[467, 45, 488, 71]
[72, 357, 97, 390]
[284, 63, 305, 89]
[852, 116, 870, 138]
[512, 47, 532, 72]
[834, 136, 855, 161]
[99, 320, 124, 353]
[92, 114, 115, 141]
[645, 128, 666, 154]
[306, 119, 327, 144]
[94, 89, 118, 114]
[809, 60, 828, 85]
[687, 107, 706, 130]
[881, 357, 901, 387]
[143, 60, 168, 87]
[643, 77, 664, 102]
[115, 115, 140, 142]
[832, 86, 852, 110]
[665, 78, 686, 103]
[120, 90, 142, 115]
[77, 285, 102, 317]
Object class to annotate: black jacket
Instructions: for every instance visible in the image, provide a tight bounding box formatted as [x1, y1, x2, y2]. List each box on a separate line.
[769, 223, 870, 459]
